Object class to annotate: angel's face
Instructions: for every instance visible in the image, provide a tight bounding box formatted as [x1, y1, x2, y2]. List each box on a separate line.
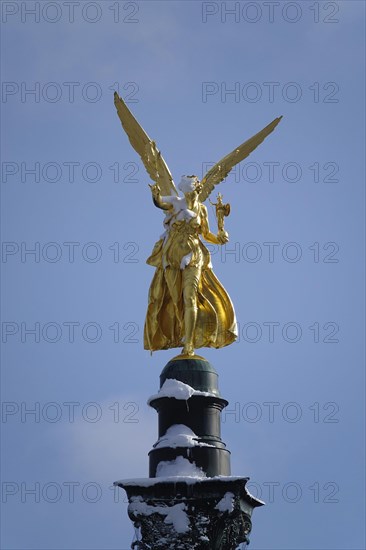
[178, 175, 200, 196]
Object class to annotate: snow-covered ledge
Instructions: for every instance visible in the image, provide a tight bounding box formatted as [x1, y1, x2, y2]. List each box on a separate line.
[115, 476, 263, 550]
[147, 378, 217, 406]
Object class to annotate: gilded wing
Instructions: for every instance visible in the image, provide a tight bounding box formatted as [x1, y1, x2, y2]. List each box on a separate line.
[114, 92, 178, 197]
[199, 116, 282, 203]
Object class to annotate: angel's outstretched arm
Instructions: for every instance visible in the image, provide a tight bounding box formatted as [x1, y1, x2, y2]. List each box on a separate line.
[149, 183, 173, 211]
[200, 205, 227, 245]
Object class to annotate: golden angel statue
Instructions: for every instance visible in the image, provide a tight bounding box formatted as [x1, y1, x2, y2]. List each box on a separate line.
[114, 92, 282, 356]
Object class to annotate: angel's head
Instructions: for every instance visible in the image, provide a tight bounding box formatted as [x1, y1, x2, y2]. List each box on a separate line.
[178, 175, 202, 196]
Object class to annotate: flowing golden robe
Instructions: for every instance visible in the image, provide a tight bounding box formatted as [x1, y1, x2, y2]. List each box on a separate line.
[144, 205, 237, 351]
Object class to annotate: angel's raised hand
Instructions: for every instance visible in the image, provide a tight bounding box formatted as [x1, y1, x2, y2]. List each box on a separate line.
[149, 183, 161, 198]
[217, 230, 229, 245]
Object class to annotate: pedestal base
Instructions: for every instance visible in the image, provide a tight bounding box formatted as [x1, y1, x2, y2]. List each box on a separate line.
[115, 476, 263, 549]
[115, 356, 264, 548]
[149, 356, 231, 478]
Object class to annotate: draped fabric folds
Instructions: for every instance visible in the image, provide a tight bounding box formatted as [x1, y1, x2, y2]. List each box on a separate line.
[144, 234, 237, 352]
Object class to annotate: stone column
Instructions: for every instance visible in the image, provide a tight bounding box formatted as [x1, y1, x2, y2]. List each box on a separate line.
[115, 356, 263, 549]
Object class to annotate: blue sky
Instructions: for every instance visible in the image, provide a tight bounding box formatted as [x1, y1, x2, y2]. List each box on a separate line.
[1, 1, 365, 549]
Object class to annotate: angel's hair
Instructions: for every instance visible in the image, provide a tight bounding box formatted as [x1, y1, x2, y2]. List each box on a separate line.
[178, 175, 200, 194]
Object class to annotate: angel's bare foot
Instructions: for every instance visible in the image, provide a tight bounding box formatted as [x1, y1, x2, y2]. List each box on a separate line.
[182, 343, 194, 356]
